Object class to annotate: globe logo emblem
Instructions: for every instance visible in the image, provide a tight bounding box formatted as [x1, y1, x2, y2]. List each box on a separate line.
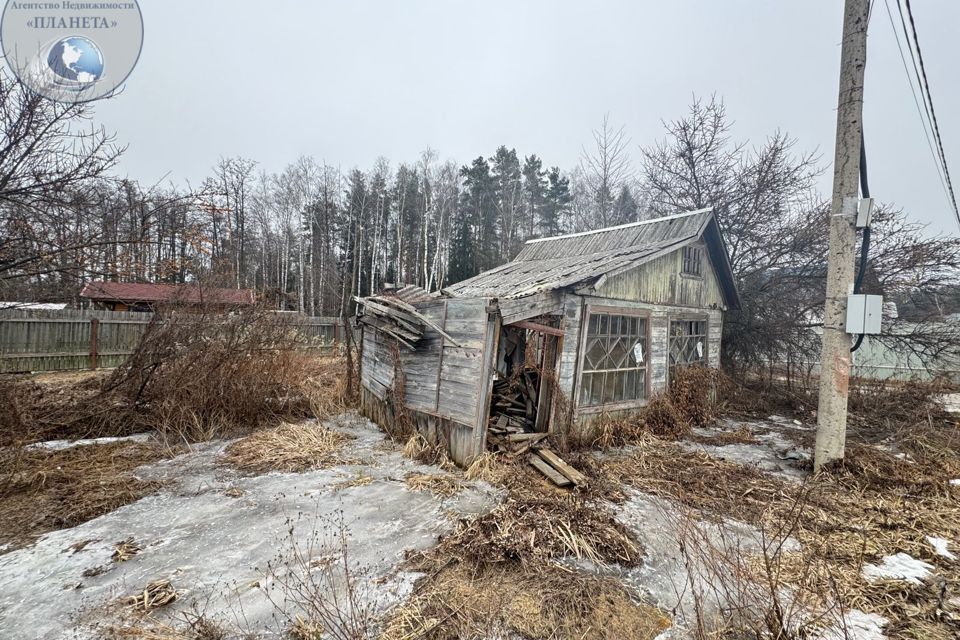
[46, 36, 104, 85]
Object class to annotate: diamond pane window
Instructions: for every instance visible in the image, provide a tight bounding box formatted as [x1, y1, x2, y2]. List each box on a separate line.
[579, 311, 648, 408]
[669, 319, 707, 381]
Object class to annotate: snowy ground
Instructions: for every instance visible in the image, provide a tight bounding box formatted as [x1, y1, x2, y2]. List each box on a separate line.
[0, 413, 500, 639]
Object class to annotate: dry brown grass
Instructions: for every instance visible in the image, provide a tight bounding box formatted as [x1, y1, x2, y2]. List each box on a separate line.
[0, 441, 167, 551]
[381, 559, 670, 640]
[401, 433, 455, 471]
[127, 579, 179, 613]
[404, 473, 465, 498]
[222, 421, 355, 475]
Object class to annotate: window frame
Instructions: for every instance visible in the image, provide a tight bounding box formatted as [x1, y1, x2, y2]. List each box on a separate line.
[681, 245, 704, 278]
[667, 315, 710, 384]
[576, 304, 652, 414]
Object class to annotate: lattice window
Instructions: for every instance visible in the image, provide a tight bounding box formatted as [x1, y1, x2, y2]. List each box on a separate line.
[579, 312, 648, 407]
[669, 319, 707, 380]
[682, 246, 703, 276]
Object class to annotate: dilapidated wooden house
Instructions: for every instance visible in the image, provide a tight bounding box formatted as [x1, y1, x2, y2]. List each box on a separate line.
[358, 207, 739, 467]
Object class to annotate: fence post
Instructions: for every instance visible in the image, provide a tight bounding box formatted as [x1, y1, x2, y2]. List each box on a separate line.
[89, 318, 99, 370]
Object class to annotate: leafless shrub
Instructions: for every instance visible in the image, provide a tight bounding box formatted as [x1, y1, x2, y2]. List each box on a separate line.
[262, 513, 381, 640]
[4, 304, 350, 445]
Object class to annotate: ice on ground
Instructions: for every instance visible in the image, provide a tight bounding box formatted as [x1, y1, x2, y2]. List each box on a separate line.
[683, 419, 810, 482]
[0, 412, 500, 640]
[950, 479, 960, 487]
[926, 535, 956, 560]
[25, 433, 153, 451]
[616, 489, 886, 640]
[614, 489, 800, 627]
[862, 553, 934, 585]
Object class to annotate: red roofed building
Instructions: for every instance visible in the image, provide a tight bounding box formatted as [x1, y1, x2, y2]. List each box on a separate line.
[80, 281, 256, 312]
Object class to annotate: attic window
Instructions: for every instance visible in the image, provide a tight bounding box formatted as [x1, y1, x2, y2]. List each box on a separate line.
[682, 246, 703, 276]
[580, 311, 648, 407]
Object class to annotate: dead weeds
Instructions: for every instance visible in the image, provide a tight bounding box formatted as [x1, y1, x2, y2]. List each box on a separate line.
[222, 421, 354, 475]
[127, 579, 179, 613]
[582, 365, 721, 449]
[381, 559, 669, 640]
[381, 458, 654, 640]
[0, 307, 351, 448]
[404, 473, 465, 498]
[0, 441, 167, 551]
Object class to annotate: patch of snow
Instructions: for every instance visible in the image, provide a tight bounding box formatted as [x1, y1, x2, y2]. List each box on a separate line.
[25, 434, 152, 451]
[0, 413, 500, 639]
[862, 553, 934, 585]
[936, 393, 960, 414]
[950, 479, 960, 487]
[927, 535, 956, 560]
[818, 609, 888, 640]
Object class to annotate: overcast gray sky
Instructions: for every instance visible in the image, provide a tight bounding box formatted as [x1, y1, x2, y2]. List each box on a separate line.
[92, 0, 960, 234]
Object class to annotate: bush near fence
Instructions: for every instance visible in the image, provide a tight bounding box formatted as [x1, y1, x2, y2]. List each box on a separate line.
[0, 309, 341, 374]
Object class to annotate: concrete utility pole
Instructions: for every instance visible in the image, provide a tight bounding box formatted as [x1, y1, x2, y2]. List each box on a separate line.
[814, 0, 870, 472]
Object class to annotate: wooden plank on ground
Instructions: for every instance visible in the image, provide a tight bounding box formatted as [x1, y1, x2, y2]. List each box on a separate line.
[529, 454, 573, 487]
[536, 449, 589, 487]
[506, 432, 548, 443]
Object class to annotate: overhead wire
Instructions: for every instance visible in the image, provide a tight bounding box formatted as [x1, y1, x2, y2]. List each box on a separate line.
[899, 0, 960, 224]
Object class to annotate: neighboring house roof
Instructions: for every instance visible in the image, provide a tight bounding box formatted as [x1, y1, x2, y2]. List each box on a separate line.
[0, 302, 68, 310]
[79, 281, 256, 306]
[445, 207, 740, 309]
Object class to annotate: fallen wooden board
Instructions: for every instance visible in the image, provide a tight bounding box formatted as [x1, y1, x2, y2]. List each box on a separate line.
[536, 449, 589, 487]
[529, 454, 572, 487]
[506, 432, 548, 443]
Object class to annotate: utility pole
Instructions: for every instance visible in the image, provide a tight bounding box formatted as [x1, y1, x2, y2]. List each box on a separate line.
[814, 0, 870, 472]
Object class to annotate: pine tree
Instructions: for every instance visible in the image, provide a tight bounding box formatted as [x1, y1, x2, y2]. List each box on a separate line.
[613, 184, 639, 225]
[542, 166, 571, 237]
[450, 157, 496, 281]
[490, 146, 522, 262]
[522, 154, 546, 239]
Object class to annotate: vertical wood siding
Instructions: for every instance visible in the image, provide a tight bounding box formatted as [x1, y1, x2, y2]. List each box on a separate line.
[595, 241, 727, 310]
[359, 297, 496, 466]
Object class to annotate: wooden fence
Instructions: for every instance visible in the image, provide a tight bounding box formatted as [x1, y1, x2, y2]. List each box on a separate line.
[0, 309, 341, 374]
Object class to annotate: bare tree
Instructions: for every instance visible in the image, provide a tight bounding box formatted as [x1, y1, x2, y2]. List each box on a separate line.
[576, 113, 633, 229]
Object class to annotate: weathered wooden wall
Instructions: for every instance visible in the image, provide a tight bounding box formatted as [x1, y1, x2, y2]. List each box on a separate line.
[595, 241, 727, 310]
[0, 309, 340, 373]
[359, 297, 497, 466]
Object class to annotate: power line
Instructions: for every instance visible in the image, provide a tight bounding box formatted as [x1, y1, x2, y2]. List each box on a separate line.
[900, 0, 960, 225]
[881, 0, 948, 203]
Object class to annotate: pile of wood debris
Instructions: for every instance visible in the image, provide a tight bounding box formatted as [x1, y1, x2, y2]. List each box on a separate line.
[488, 371, 587, 488]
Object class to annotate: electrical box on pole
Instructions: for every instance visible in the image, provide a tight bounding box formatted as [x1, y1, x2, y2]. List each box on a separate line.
[856, 197, 874, 228]
[846, 294, 883, 335]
